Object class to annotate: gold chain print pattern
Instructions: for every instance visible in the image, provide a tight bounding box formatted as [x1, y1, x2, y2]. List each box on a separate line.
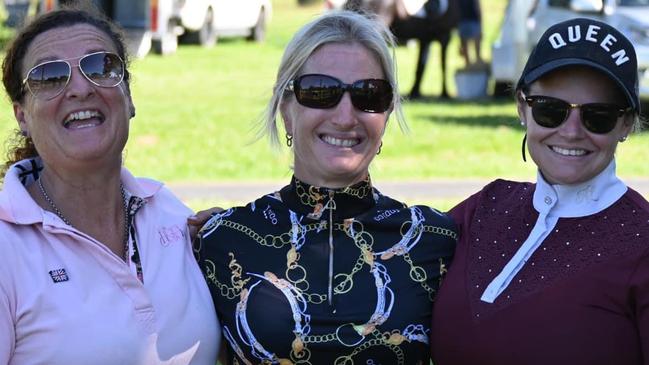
[200, 180, 456, 364]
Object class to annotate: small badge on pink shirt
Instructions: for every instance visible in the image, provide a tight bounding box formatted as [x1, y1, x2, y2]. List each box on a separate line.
[49, 268, 69, 283]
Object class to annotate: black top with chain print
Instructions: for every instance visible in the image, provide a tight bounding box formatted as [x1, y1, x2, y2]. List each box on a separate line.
[197, 176, 456, 365]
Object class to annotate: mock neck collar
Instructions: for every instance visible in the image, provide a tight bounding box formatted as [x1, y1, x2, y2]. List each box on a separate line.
[280, 175, 377, 220]
[533, 159, 627, 218]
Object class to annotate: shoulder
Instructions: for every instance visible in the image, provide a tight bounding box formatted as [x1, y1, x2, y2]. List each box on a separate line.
[0, 222, 42, 289]
[411, 204, 456, 230]
[448, 179, 533, 229]
[130, 177, 192, 217]
[453, 179, 533, 211]
[199, 192, 285, 240]
[372, 189, 453, 225]
[0, 220, 38, 251]
[373, 191, 457, 235]
[122, 169, 190, 213]
[624, 187, 649, 214]
[481, 179, 533, 198]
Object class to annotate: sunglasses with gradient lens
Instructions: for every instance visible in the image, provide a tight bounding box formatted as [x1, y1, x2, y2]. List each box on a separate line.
[22, 51, 125, 100]
[288, 74, 393, 113]
[524, 95, 631, 134]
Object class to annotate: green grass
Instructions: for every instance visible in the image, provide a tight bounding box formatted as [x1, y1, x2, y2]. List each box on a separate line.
[0, 0, 647, 187]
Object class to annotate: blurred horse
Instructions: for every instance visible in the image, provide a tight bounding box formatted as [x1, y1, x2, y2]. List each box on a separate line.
[344, 0, 460, 99]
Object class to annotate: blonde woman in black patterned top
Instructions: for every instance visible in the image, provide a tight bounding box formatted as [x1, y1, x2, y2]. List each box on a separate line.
[196, 11, 456, 365]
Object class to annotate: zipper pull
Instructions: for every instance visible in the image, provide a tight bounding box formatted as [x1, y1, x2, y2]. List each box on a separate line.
[327, 189, 336, 307]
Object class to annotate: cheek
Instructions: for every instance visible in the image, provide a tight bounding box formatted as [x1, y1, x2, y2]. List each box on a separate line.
[365, 115, 387, 138]
[592, 135, 619, 152]
[525, 125, 548, 152]
[23, 100, 49, 127]
[292, 109, 324, 135]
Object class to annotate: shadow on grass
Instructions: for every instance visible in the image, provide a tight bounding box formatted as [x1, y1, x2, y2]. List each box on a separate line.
[421, 113, 521, 128]
[402, 94, 515, 106]
[402, 95, 521, 128]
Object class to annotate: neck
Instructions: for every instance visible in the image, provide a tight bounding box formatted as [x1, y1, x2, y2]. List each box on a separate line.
[36, 163, 124, 207]
[293, 171, 369, 189]
[29, 162, 128, 258]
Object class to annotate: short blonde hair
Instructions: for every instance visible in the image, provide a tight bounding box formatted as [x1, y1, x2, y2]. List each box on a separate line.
[261, 10, 406, 147]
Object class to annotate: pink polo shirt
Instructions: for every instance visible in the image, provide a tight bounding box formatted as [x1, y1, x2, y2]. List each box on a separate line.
[0, 159, 220, 365]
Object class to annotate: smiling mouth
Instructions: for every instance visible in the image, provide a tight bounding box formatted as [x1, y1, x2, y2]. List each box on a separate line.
[550, 146, 588, 157]
[63, 110, 105, 129]
[321, 135, 361, 148]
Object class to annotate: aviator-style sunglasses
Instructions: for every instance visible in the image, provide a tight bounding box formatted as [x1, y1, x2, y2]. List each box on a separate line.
[22, 51, 125, 100]
[287, 73, 393, 113]
[523, 95, 631, 134]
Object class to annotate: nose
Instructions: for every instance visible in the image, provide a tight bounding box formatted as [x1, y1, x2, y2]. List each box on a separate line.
[558, 106, 586, 138]
[332, 92, 358, 128]
[63, 65, 95, 99]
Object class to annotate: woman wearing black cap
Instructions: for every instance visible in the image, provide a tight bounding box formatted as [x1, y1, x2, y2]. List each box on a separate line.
[431, 18, 649, 364]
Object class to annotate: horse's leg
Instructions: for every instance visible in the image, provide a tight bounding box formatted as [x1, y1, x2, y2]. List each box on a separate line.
[439, 33, 450, 99]
[409, 39, 431, 100]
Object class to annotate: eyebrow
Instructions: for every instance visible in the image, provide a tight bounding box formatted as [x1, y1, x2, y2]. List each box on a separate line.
[29, 48, 112, 67]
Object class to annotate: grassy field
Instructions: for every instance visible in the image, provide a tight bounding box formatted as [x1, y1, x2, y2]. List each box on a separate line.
[0, 0, 647, 188]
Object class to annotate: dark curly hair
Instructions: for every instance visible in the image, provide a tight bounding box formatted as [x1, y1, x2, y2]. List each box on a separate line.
[1, 4, 131, 177]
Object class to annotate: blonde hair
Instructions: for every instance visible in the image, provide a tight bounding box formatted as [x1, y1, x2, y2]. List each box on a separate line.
[261, 10, 406, 147]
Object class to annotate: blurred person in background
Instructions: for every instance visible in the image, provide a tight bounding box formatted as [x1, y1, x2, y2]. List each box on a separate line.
[432, 18, 649, 365]
[0, 6, 219, 364]
[458, 0, 483, 67]
[196, 10, 456, 364]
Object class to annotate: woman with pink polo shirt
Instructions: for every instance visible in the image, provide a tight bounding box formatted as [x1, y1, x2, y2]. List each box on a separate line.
[0, 6, 219, 365]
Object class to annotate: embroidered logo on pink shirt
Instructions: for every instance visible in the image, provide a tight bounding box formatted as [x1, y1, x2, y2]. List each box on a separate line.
[49, 268, 69, 283]
[158, 225, 186, 247]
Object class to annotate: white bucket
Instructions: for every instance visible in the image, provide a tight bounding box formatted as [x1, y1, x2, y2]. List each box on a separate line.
[455, 70, 489, 100]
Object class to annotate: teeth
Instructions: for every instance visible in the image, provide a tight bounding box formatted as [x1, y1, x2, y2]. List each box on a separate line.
[71, 122, 97, 129]
[551, 146, 587, 156]
[322, 135, 359, 147]
[65, 110, 101, 124]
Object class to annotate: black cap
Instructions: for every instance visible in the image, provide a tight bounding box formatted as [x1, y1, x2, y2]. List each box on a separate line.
[517, 18, 639, 112]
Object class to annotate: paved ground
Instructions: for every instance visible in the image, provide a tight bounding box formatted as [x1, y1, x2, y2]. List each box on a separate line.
[167, 178, 649, 204]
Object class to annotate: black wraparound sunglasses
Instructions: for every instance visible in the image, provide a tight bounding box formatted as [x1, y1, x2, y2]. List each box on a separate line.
[22, 51, 125, 100]
[523, 95, 631, 134]
[287, 73, 393, 113]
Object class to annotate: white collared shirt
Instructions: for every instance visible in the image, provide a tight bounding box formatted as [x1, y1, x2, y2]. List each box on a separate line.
[480, 160, 627, 303]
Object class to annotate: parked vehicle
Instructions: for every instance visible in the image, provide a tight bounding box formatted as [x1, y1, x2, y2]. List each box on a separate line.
[491, 0, 649, 100]
[4, 0, 272, 57]
[152, 0, 272, 55]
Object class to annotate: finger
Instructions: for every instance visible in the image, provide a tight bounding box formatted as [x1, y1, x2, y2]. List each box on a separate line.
[187, 206, 224, 226]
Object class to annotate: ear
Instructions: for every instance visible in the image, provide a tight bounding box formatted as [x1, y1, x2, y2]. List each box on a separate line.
[619, 113, 635, 139]
[129, 100, 136, 119]
[13, 101, 28, 134]
[120, 82, 136, 119]
[516, 91, 529, 127]
[279, 99, 293, 135]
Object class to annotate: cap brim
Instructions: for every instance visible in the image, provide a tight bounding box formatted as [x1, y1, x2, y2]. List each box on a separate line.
[522, 58, 639, 111]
